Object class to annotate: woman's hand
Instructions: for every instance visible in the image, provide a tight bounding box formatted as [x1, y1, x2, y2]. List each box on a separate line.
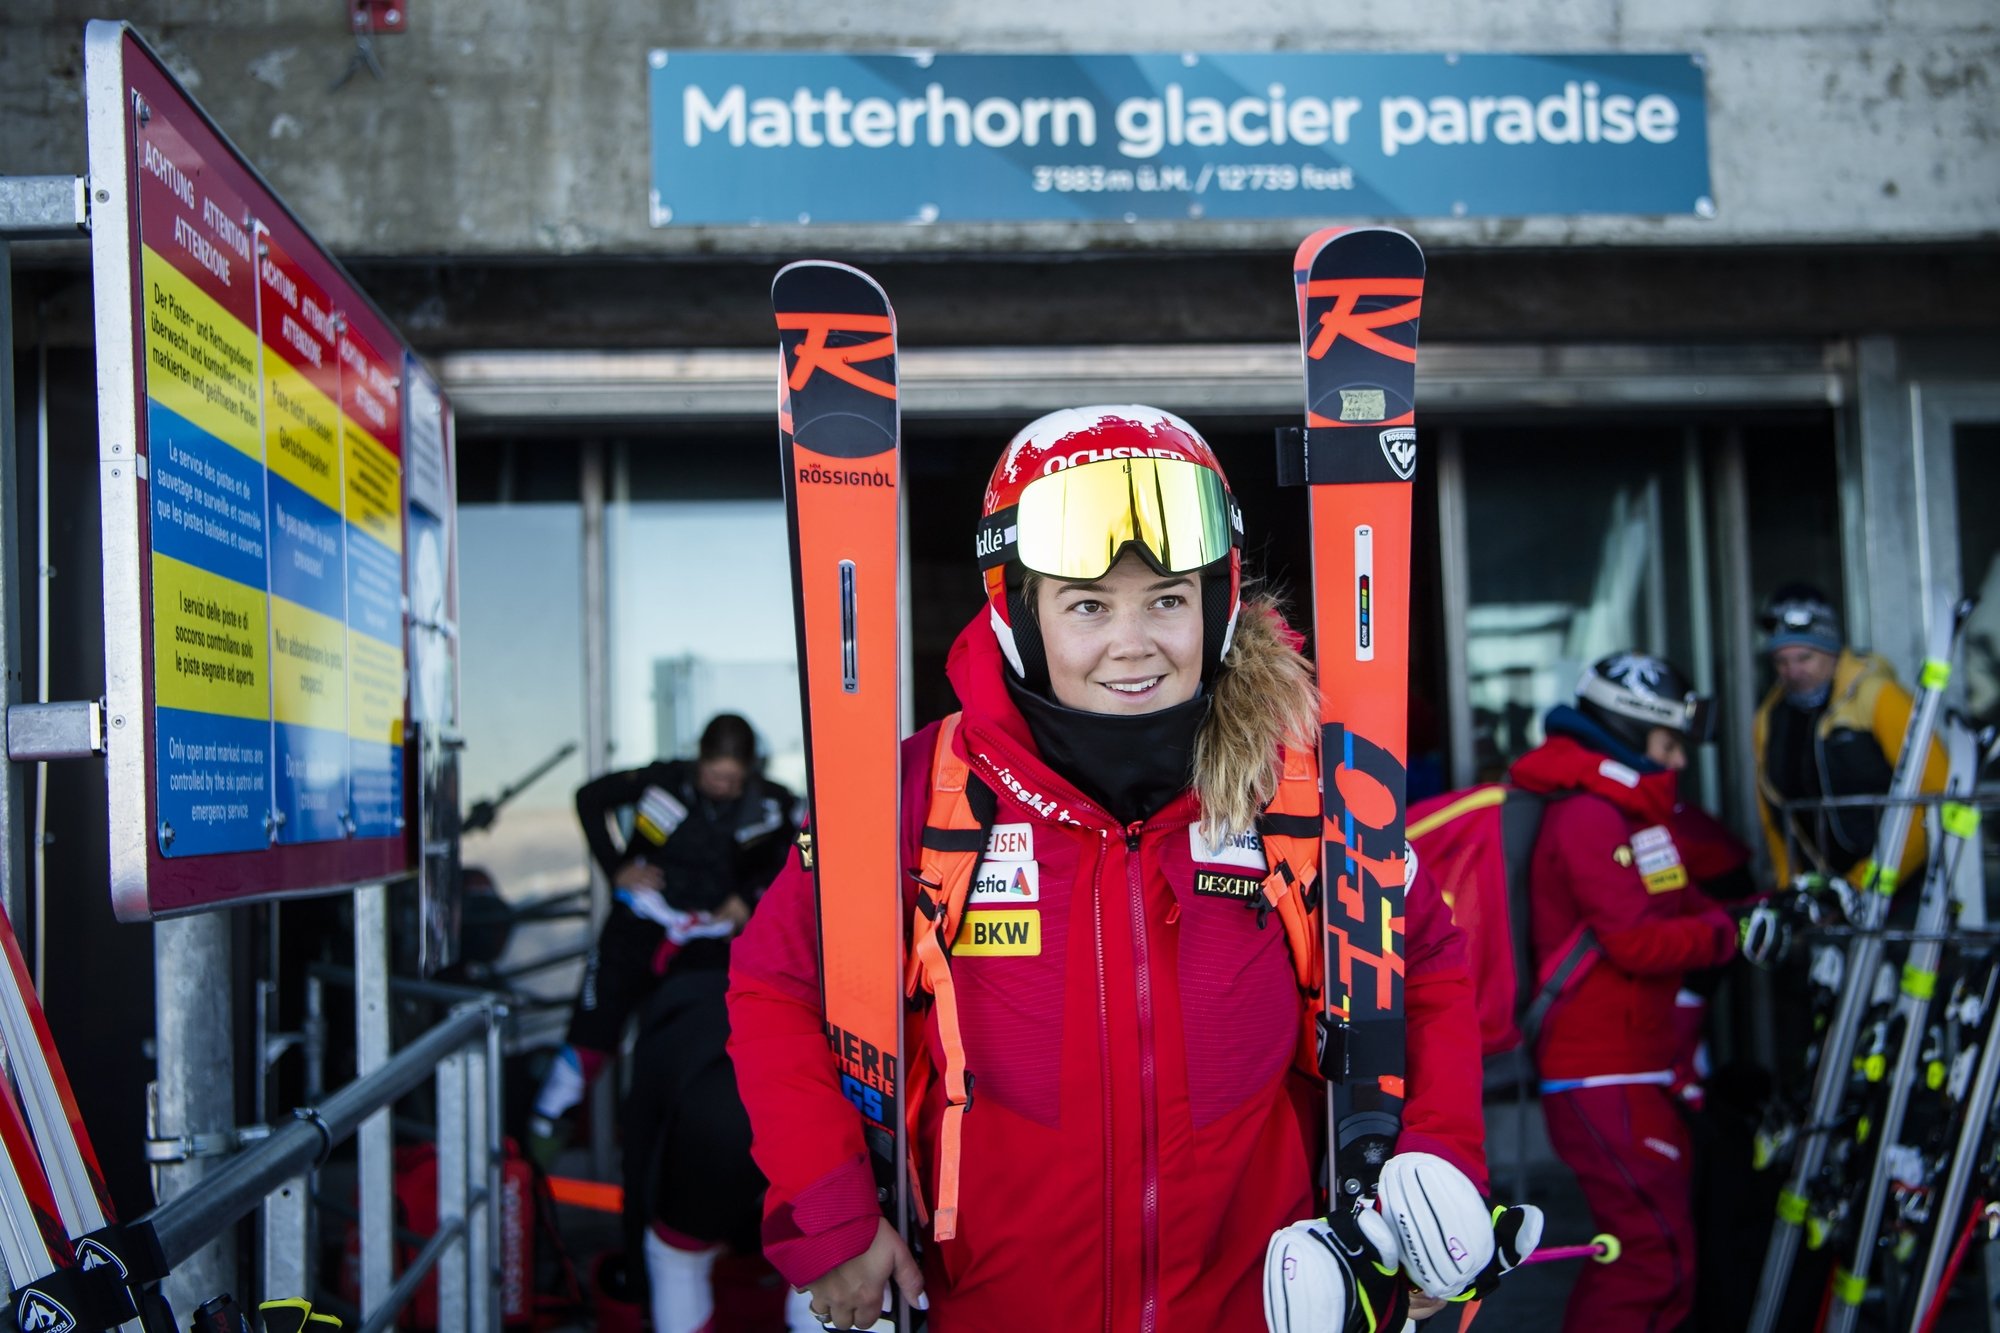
[717, 894, 752, 930]
[1408, 1294, 1446, 1321]
[802, 1219, 924, 1329]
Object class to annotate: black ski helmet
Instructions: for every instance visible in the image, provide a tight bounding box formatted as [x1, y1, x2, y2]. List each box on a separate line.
[1575, 653, 1716, 754]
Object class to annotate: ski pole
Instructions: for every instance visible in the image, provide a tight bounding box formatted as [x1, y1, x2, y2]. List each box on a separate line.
[1520, 1233, 1621, 1266]
[1438, 1235, 1623, 1332]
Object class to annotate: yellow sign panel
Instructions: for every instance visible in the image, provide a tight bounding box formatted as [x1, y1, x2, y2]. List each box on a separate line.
[343, 426, 404, 553]
[152, 553, 269, 720]
[263, 358, 341, 511]
[955, 910, 1043, 956]
[347, 631, 404, 745]
[269, 597, 347, 732]
[140, 248, 262, 458]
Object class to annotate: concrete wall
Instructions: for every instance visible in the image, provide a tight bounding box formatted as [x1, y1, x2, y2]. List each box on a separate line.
[3, 1, 1995, 259]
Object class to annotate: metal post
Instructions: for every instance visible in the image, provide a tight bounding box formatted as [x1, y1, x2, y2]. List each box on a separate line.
[0, 228, 21, 932]
[1847, 337, 1929, 673]
[435, 1046, 469, 1333]
[355, 883, 392, 1319]
[486, 1008, 508, 1328]
[1435, 430, 1475, 789]
[467, 1019, 494, 1333]
[1683, 432, 1721, 807]
[579, 442, 615, 1181]
[1712, 433, 1769, 847]
[154, 913, 238, 1316]
[305, 971, 326, 1103]
[1642, 472, 1669, 662]
[257, 1175, 311, 1302]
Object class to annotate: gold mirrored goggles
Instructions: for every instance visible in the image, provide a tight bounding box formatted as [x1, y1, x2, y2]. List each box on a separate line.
[1005, 457, 1236, 581]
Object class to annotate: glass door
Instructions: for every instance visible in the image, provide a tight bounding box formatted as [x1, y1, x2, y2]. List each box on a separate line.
[605, 438, 805, 794]
[1455, 425, 1704, 784]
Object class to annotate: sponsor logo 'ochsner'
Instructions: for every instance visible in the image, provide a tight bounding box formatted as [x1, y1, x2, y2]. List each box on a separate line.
[797, 464, 893, 487]
[1041, 445, 1187, 474]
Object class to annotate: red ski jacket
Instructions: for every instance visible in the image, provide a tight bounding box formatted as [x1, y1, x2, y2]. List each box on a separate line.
[728, 613, 1487, 1333]
[1509, 735, 1743, 1081]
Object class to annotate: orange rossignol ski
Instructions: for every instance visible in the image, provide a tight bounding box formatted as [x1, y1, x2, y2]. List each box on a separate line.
[772, 262, 910, 1327]
[1282, 227, 1425, 1208]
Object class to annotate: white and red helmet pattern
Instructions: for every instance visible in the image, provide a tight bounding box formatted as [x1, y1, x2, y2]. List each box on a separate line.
[977, 405, 1244, 685]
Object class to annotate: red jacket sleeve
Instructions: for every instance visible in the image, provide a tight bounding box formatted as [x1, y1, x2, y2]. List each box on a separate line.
[1670, 801, 1755, 895]
[1543, 797, 1737, 977]
[726, 848, 880, 1286]
[724, 724, 942, 1288]
[1394, 865, 1490, 1195]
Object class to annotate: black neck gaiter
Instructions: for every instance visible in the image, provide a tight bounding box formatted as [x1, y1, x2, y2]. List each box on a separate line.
[1005, 675, 1210, 827]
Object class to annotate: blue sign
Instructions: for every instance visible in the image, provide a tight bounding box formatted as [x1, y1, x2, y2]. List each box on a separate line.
[648, 52, 1711, 226]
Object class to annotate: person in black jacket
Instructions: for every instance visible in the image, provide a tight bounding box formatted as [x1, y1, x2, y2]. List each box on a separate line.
[530, 712, 801, 1333]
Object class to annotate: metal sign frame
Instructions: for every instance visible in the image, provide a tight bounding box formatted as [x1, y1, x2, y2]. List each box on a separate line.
[84, 21, 447, 919]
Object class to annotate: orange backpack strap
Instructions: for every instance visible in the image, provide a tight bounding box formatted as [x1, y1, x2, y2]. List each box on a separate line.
[1255, 744, 1325, 1077]
[905, 712, 988, 1242]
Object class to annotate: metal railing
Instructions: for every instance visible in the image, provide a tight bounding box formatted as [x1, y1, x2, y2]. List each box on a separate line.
[137, 1001, 506, 1333]
[301, 964, 565, 1104]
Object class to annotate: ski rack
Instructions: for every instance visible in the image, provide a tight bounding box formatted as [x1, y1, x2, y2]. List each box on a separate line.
[1907, 956, 2000, 1333]
[1746, 599, 1977, 1333]
[1821, 735, 1988, 1333]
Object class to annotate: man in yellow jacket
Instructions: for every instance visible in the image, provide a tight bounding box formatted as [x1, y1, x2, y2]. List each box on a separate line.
[1752, 584, 1949, 894]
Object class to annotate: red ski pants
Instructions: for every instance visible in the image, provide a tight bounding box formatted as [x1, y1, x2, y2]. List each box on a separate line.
[1543, 1082, 1696, 1333]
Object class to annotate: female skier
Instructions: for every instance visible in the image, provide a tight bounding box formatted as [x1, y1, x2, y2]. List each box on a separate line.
[729, 407, 1517, 1332]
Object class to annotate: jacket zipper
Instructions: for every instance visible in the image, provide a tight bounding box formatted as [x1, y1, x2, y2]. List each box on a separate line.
[961, 730, 1177, 1329]
[1127, 823, 1161, 1333]
[1094, 829, 1116, 1333]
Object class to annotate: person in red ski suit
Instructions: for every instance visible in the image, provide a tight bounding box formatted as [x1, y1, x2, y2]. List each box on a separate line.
[728, 407, 1494, 1332]
[1513, 653, 1747, 1333]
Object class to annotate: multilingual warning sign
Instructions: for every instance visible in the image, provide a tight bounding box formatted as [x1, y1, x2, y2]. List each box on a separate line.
[87, 22, 444, 917]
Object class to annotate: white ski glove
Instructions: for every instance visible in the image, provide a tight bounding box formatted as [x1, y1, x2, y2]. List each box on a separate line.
[1264, 1206, 1409, 1333]
[1467, 1199, 1545, 1298]
[1375, 1152, 1496, 1300]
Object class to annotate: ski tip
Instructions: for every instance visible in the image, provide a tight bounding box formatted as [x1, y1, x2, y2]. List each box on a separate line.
[1293, 226, 1349, 271]
[773, 258, 893, 304]
[1295, 226, 1427, 276]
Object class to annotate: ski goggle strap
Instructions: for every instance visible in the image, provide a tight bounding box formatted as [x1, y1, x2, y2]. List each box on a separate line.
[976, 457, 1239, 580]
[1577, 671, 1718, 745]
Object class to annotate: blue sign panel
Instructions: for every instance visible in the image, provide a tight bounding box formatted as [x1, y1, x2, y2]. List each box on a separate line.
[648, 51, 1711, 225]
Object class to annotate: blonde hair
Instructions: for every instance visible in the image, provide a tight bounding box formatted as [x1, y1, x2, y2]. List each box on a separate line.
[1019, 572, 1318, 843]
[1193, 594, 1319, 843]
